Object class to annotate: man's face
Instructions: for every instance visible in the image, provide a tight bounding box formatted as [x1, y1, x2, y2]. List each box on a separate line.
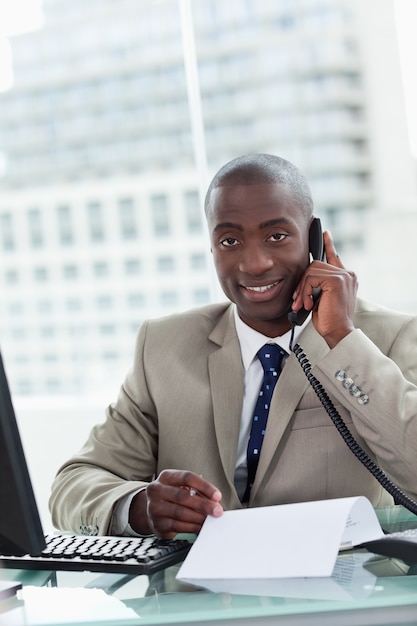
[207, 182, 311, 336]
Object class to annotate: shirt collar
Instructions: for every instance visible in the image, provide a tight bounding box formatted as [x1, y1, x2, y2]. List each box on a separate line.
[233, 305, 309, 371]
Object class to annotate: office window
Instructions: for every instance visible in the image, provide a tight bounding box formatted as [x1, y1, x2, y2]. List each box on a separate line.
[157, 255, 175, 273]
[38, 299, 53, 313]
[118, 197, 138, 239]
[27, 208, 44, 247]
[1, 213, 15, 250]
[68, 324, 84, 336]
[190, 253, 206, 270]
[87, 201, 105, 242]
[93, 261, 109, 277]
[324, 207, 340, 228]
[56, 204, 74, 245]
[184, 189, 202, 233]
[199, 58, 220, 85]
[277, 12, 296, 30]
[160, 290, 178, 306]
[66, 298, 82, 311]
[63, 264, 78, 279]
[127, 292, 145, 308]
[11, 328, 26, 339]
[40, 326, 55, 337]
[16, 379, 32, 394]
[9, 302, 24, 315]
[151, 193, 170, 236]
[5, 269, 19, 284]
[46, 378, 61, 392]
[34, 266, 48, 281]
[193, 288, 210, 304]
[14, 354, 29, 364]
[99, 324, 116, 335]
[97, 295, 113, 310]
[130, 322, 140, 335]
[102, 351, 118, 360]
[124, 258, 141, 275]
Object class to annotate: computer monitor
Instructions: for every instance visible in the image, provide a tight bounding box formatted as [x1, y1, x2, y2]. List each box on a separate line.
[0, 350, 46, 556]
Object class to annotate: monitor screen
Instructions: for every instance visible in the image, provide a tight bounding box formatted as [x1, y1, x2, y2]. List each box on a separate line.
[0, 351, 46, 556]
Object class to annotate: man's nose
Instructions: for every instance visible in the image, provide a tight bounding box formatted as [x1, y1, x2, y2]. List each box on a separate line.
[238, 244, 274, 275]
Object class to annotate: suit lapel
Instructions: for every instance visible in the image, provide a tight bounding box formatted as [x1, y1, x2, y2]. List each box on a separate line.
[251, 322, 329, 499]
[208, 306, 244, 489]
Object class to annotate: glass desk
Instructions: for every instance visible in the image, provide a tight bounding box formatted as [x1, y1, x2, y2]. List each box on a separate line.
[1, 506, 417, 626]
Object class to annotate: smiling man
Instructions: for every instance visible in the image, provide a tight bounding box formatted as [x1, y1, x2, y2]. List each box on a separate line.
[50, 153, 417, 539]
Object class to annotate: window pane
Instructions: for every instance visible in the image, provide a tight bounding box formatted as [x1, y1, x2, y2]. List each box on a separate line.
[34, 267, 48, 281]
[0, 213, 15, 250]
[87, 201, 105, 242]
[93, 261, 109, 277]
[151, 194, 170, 236]
[56, 204, 74, 245]
[63, 264, 78, 279]
[127, 293, 145, 308]
[5, 269, 19, 283]
[27, 208, 44, 247]
[124, 259, 141, 275]
[157, 256, 175, 272]
[118, 197, 138, 239]
[184, 190, 202, 233]
[160, 291, 178, 306]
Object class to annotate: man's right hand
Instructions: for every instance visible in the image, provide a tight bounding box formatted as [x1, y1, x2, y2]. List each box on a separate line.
[128, 469, 223, 538]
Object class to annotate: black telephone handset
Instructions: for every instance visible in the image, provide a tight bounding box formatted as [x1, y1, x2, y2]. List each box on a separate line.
[287, 219, 417, 519]
[288, 217, 324, 326]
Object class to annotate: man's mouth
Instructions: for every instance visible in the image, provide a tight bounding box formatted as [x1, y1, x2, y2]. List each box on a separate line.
[244, 280, 281, 293]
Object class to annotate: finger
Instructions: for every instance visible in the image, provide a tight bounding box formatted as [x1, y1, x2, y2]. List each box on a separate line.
[291, 273, 321, 311]
[151, 512, 207, 538]
[291, 265, 346, 312]
[323, 230, 344, 268]
[167, 480, 224, 522]
[146, 485, 207, 538]
[159, 469, 222, 503]
[147, 484, 223, 538]
[147, 471, 224, 534]
[176, 484, 224, 517]
[183, 473, 223, 503]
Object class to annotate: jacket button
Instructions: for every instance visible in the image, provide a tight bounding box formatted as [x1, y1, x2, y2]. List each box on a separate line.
[349, 384, 362, 397]
[335, 370, 346, 381]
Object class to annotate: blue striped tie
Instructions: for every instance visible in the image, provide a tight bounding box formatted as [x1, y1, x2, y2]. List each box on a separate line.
[243, 343, 286, 502]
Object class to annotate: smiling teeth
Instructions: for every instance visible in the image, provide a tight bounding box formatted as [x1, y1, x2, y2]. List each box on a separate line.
[246, 282, 279, 293]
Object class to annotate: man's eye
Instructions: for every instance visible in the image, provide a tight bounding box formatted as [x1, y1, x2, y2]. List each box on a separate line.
[220, 237, 239, 247]
[269, 233, 286, 242]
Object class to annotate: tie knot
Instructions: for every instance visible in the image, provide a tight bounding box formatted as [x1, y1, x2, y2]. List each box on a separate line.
[257, 343, 286, 374]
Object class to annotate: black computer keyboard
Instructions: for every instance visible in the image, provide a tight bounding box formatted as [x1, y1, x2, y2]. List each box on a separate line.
[362, 528, 417, 563]
[0, 533, 192, 575]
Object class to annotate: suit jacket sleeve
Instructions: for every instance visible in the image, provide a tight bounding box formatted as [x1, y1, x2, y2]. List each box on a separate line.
[314, 310, 417, 500]
[49, 303, 241, 534]
[49, 318, 160, 534]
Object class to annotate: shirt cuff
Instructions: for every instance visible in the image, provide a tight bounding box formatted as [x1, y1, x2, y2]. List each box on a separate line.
[110, 488, 152, 537]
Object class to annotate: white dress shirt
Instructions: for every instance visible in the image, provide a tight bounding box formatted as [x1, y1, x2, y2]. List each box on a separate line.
[233, 307, 307, 500]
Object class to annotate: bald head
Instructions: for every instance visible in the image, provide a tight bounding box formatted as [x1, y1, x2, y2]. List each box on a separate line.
[204, 153, 314, 220]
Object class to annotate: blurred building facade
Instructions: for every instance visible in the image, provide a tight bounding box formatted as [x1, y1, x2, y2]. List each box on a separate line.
[0, 0, 416, 397]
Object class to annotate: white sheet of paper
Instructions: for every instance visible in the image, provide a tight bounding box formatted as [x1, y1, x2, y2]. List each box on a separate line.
[15, 587, 138, 624]
[177, 496, 384, 591]
[188, 553, 376, 600]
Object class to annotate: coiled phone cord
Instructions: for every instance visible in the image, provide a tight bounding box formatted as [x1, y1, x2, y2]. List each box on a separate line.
[289, 328, 417, 516]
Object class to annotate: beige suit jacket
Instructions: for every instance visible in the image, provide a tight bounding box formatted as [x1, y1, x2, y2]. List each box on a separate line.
[50, 297, 417, 534]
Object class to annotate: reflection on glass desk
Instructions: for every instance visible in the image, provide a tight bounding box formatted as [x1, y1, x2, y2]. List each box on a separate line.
[1, 506, 417, 626]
